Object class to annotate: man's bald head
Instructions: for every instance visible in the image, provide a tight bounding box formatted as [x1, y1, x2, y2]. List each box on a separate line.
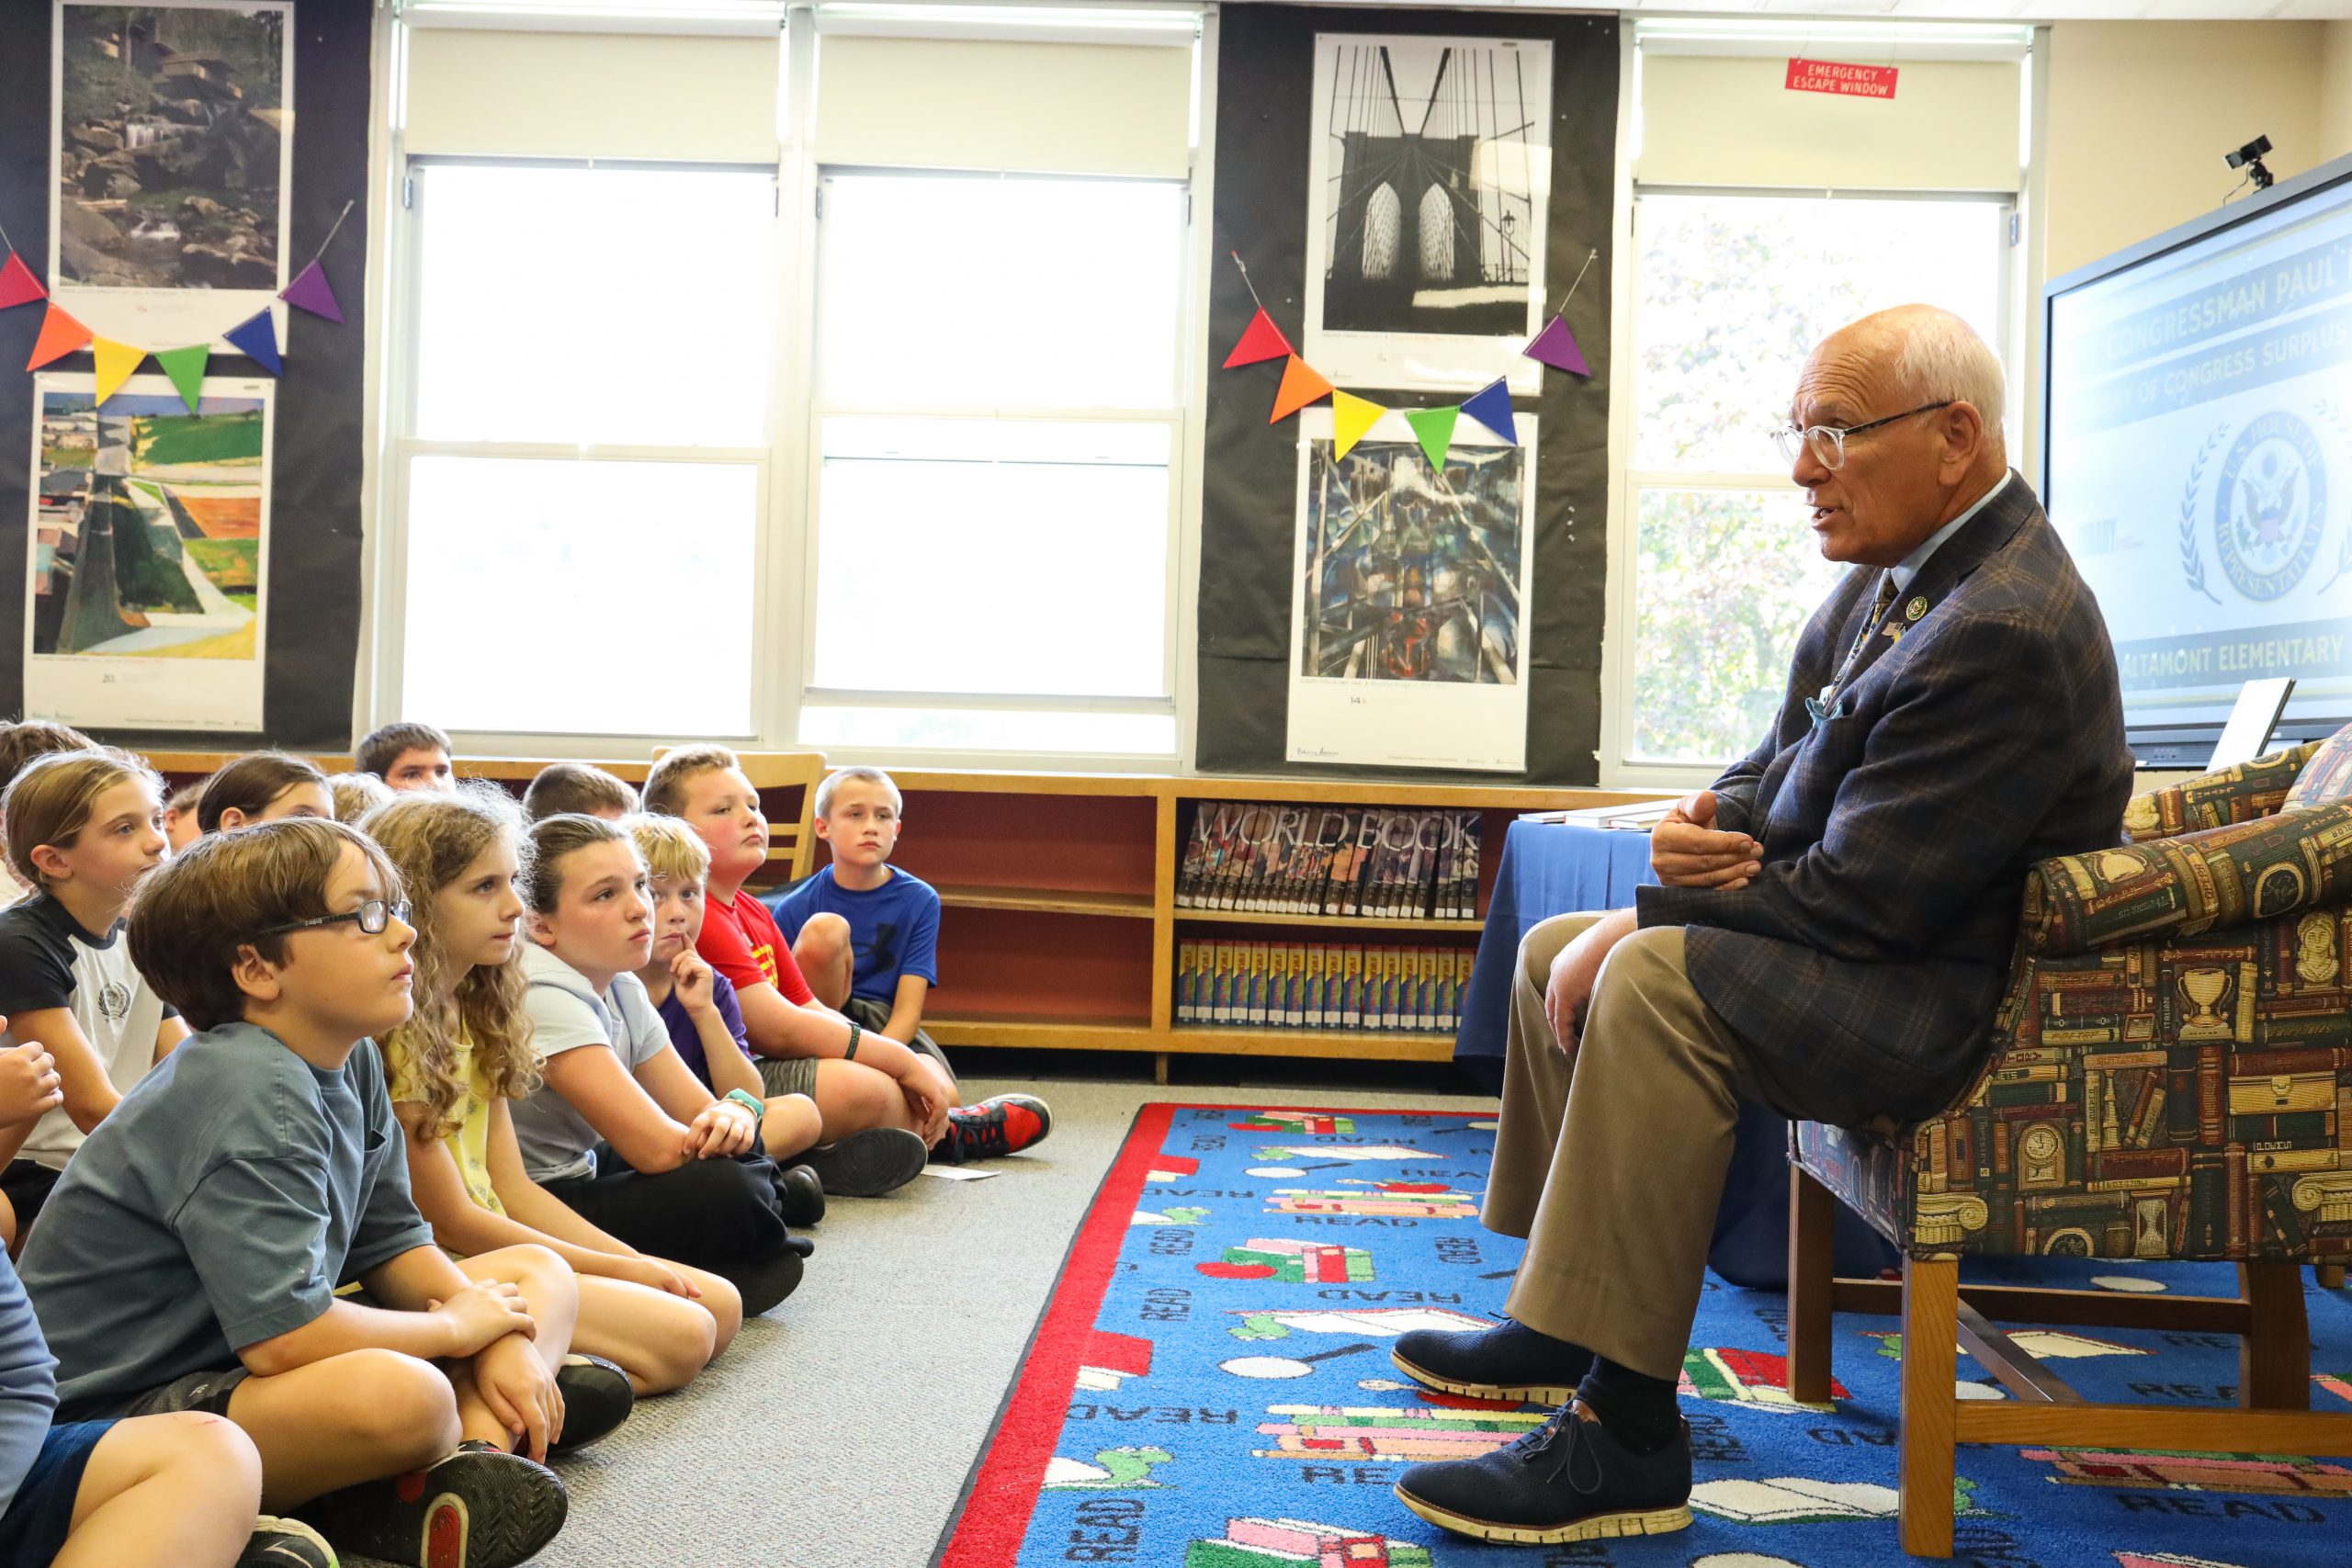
[1787, 305, 2010, 568]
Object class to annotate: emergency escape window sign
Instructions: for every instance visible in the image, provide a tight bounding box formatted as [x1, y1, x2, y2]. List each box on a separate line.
[1785, 58, 1899, 99]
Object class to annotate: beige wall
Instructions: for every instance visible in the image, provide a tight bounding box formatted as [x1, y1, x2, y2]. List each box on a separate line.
[2043, 21, 2324, 280]
[2324, 21, 2352, 170]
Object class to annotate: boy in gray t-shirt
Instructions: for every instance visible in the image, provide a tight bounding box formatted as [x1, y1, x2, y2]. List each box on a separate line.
[14, 820, 596, 1568]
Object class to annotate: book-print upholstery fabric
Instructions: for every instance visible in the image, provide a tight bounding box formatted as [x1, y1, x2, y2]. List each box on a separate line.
[2283, 724, 2352, 813]
[1795, 740, 2352, 1263]
[2119, 739, 2319, 840]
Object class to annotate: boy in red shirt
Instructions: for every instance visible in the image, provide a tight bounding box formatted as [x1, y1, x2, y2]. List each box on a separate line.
[643, 748, 1047, 1190]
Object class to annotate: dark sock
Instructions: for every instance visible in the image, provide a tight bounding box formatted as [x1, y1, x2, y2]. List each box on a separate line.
[1576, 1358, 1681, 1455]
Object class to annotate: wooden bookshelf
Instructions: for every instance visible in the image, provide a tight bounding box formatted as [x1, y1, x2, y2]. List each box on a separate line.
[145, 751, 1668, 1076]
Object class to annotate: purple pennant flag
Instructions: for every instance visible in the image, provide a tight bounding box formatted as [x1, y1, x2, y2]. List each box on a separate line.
[279, 258, 344, 323]
[222, 309, 282, 376]
[1524, 314, 1590, 378]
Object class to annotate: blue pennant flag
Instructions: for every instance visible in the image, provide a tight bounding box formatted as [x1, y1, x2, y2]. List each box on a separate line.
[221, 309, 281, 376]
[1460, 376, 1517, 445]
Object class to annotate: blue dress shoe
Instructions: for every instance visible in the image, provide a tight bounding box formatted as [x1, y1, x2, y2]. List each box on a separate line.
[1393, 1399, 1692, 1546]
[1389, 1316, 1593, 1404]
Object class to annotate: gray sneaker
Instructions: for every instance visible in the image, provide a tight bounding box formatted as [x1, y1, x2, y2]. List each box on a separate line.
[796, 1126, 929, 1196]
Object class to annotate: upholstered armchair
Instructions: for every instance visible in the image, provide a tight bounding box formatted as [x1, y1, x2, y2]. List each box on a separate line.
[1785, 734, 2352, 1556]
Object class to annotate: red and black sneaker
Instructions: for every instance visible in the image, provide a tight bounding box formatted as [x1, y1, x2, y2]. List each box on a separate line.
[936, 1093, 1053, 1164]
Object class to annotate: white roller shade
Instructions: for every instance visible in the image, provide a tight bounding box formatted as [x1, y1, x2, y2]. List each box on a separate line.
[813, 35, 1192, 177]
[1639, 53, 2020, 193]
[404, 28, 783, 163]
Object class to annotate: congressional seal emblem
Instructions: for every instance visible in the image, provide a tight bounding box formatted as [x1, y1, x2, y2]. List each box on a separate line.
[2213, 410, 2327, 602]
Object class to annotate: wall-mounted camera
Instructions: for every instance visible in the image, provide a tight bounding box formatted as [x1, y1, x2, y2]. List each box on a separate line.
[2226, 133, 2275, 192]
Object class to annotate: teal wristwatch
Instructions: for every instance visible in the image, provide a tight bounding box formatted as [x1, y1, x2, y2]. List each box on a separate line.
[722, 1089, 765, 1125]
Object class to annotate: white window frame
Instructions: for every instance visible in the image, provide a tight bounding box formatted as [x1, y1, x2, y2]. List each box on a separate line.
[797, 166, 1190, 763]
[360, 4, 1215, 773]
[1597, 23, 2038, 791]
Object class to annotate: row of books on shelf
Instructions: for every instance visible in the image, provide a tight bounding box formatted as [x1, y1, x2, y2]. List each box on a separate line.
[1176, 804, 1482, 919]
[1175, 940, 1472, 1033]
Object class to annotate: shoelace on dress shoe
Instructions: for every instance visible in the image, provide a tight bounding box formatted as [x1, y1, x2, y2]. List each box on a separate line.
[1511, 1406, 1606, 1495]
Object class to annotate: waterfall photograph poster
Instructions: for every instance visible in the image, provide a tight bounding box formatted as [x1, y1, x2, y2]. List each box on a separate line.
[50, 0, 294, 346]
[26, 371, 272, 730]
[1286, 407, 1533, 772]
[1302, 33, 1552, 395]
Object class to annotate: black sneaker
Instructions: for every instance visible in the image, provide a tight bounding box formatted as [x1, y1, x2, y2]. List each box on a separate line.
[935, 1094, 1052, 1165]
[240, 1517, 337, 1568]
[550, 1354, 632, 1453]
[1391, 1315, 1594, 1405]
[1395, 1399, 1692, 1545]
[797, 1126, 927, 1196]
[776, 1162, 827, 1225]
[732, 1247, 807, 1317]
[296, 1440, 566, 1568]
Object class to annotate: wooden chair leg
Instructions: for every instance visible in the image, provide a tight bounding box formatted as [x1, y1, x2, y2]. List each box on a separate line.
[1899, 1257, 1959, 1559]
[2241, 1261, 2312, 1411]
[1787, 1167, 1837, 1404]
[2320, 1264, 2346, 1291]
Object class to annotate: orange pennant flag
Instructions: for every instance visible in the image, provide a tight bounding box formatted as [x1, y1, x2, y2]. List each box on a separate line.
[93, 338, 145, 404]
[25, 304, 91, 371]
[1269, 356, 1334, 423]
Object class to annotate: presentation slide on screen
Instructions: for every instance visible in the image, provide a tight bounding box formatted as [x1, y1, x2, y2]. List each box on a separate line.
[2047, 191, 2352, 731]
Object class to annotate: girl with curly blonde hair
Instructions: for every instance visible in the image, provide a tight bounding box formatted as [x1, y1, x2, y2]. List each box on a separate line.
[366, 788, 739, 1393]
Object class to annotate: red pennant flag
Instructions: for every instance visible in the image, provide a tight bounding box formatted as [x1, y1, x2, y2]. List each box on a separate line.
[1269, 356, 1334, 423]
[0, 253, 45, 310]
[25, 304, 91, 371]
[1223, 307, 1293, 368]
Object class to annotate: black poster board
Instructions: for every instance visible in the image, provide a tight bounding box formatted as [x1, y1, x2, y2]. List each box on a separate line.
[0, 0, 372, 751]
[1199, 6, 1618, 784]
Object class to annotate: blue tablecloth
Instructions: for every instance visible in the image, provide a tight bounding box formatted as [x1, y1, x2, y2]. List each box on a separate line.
[1451, 817, 1899, 1285]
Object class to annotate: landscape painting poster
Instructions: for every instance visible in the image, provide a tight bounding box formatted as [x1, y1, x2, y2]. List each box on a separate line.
[27, 373, 270, 730]
[1303, 33, 1552, 395]
[1286, 408, 1533, 772]
[51, 1, 293, 345]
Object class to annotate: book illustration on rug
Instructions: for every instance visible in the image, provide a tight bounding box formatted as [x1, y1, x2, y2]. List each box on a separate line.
[1184, 1517, 1431, 1568]
[1263, 1184, 1480, 1219]
[1072, 1330, 1153, 1395]
[1133, 1205, 1210, 1225]
[1174, 806, 1481, 919]
[1040, 1446, 1175, 1491]
[1250, 1403, 1548, 1462]
[1865, 1328, 2148, 1361]
[1253, 1144, 1426, 1163]
[1231, 1111, 1356, 1134]
[1227, 1307, 1489, 1343]
[1220, 1344, 1377, 1382]
[1175, 941, 1472, 1035]
[1688, 1474, 1990, 1526]
[2019, 1448, 2352, 1496]
[1197, 1239, 1375, 1284]
[1679, 1347, 1849, 1412]
[2111, 1553, 2265, 1568]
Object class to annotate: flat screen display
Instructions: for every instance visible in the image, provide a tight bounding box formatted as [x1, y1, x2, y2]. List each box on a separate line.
[2044, 160, 2352, 751]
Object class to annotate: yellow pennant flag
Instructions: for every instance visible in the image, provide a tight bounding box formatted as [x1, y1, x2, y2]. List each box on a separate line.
[93, 338, 145, 404]
[1332, 389, 1386, 460]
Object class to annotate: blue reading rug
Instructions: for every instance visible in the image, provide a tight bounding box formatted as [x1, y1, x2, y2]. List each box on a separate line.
[933, 1103, 2352, 1568]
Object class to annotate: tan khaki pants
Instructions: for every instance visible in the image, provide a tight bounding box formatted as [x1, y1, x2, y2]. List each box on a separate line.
[1483, 912, 1808, 1381]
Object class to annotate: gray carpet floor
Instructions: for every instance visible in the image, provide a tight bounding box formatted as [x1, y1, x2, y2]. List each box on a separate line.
[532, 1055, 1496, 1568]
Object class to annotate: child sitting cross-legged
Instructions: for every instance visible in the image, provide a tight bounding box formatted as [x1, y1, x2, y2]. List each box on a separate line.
[508, 813, 819, 1317]
[195, 753, 334, 834]
[623, 813, 830, 1168]
[159, 778, 208, 852]
[0, 724, 97, 912]
[368, 789, 738, 1395]
[325, 772, 394, 826]
[522, 763, 638, 823]
[17, 819, 624, 1568]
[643, 747, 1049, 1183]
[0, 1034, 339, 1568]
[357, 723, 457, 795]
[0, 750, 186, 1253]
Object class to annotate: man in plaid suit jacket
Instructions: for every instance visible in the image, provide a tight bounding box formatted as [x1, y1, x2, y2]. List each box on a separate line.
[1389, 305, 2134, 1549]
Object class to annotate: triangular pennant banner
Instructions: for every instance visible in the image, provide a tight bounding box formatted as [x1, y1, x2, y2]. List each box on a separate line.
[1269, 355, 1334, 423]
[0, 252, 45, 310]
[1525, 314, 1590, 377]
[25, 304, 91, 371]
[1222, 307, 1293, 369]
[154, 343, 209, 412]
[92, 338, 144, 404]
[1331, 390, 1385, 460]
[1460, 377, 1518, 445]
[222, 310, 282, 376]
[1405, 405, 1460, 473]
[279, 257, 344, 323]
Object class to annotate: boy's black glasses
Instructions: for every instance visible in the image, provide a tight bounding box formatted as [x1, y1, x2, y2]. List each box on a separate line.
[259, 898, 412, 938]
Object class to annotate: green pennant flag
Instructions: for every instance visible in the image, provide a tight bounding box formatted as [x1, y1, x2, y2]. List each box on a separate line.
[1404, 405, 1458, 473]
[154, 342, 209, 413]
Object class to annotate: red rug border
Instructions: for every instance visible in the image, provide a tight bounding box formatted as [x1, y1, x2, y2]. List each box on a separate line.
[930, 1100, 1487, 1568]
